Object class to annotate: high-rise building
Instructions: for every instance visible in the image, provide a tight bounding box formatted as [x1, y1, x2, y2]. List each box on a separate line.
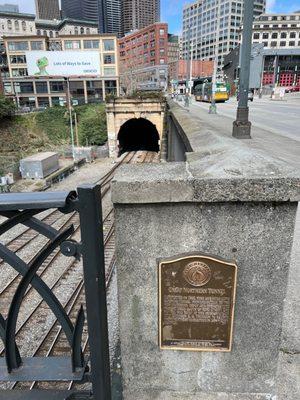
[106, 0, 122, 35]
[35, 0, 60, 20]
[182, 0, 266, 67]
[0, 3, 19, 13]
[122, 0, 160, 35]
[61, 0, 122, 35]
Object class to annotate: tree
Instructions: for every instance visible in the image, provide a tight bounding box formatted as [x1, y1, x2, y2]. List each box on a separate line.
[0, 95, 15, 120]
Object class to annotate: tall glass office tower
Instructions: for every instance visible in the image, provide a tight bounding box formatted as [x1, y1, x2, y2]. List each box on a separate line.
[182, 0, 266, 65]
[61, 0, 122, 35]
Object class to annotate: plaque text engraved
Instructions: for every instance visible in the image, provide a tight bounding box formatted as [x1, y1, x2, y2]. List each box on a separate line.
[158, 253, 237, 352]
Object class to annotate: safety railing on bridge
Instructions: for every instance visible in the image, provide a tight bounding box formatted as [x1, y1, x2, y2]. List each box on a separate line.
[0, 185, 111, 400]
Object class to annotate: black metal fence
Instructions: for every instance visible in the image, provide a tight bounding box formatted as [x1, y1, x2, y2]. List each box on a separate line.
[0, 185, 111, 399]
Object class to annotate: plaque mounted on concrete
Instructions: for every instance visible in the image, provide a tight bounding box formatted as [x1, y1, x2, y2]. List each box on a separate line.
[158, 253, 237, 352]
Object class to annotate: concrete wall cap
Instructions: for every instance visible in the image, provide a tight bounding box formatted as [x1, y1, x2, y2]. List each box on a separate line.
[112, 163, 300, 204]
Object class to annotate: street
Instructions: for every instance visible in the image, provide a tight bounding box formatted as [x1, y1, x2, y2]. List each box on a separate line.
[191, 94, 300, 142]
[176, 94, 300, 171]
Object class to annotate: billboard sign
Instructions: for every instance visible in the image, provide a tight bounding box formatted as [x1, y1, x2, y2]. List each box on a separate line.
[26, 51, 101, 77]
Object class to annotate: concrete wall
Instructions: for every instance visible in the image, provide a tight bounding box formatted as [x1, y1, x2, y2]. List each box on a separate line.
[112, 103, 300, 399]
[106, 98, 166, 158]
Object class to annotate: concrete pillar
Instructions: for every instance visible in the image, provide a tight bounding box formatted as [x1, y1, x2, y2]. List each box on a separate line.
[112, 156, 300, 399]
[84, 80, 88, 104]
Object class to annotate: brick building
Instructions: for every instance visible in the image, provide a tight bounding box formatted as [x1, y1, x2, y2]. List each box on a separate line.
[118, 22, 168, 93]
[169, 59, 214, 82]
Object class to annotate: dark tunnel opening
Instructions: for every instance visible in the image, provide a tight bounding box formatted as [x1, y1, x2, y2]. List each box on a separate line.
[117, 118, 160, 156]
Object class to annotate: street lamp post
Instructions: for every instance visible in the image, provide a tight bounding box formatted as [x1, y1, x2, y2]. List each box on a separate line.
[209, 0, 221, 114]
[232, 0, 254, 139]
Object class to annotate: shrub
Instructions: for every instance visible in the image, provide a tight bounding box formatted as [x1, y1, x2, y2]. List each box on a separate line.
[76, 104, 107, 146]
[0, 95, 15, 120]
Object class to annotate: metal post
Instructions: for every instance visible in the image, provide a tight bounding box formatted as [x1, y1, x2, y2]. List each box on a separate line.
[77, 184, 112, 400]
[209, 0, 220, 114]
[186, 25, 191, 95]
[232, 0, 254, 139]
[66, 78, 75, 160]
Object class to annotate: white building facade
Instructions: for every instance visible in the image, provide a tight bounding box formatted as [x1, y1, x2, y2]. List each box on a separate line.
[252, 12, 300, 49]
[182, 0, 266, 67]
[0, 11, 98, 41]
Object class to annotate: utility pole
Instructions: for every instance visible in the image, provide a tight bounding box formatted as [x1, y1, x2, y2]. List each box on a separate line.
[66, 78, 75, 160]
[232, 0, 254, 139]
[209, 0, 221, 114]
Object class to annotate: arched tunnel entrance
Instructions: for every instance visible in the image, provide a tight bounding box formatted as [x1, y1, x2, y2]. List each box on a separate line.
[117, 118, 160, 156]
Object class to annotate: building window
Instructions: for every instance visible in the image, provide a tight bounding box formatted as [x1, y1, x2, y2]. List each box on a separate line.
[14, 20, 19, 31]
[289, 41, 295, 46]
[7, 20, 12, 30]
[103, 54, 115, 64]
[86, 28, 90, 34]
[253, 33, 260, 39]
[103, 39, 115, 51]
[74, 27, 78, 35]
[104, 80, 117, 94]
[80, 27, 85, 34]
[50, 81, 64, 92]
[281, 32, 287, 38]
[271, 32, 278, 39]
[103, 67, 116, 76]
[11, 68, 28, 77]
[19, 82, 34, 93]
[160, 58, 165, 64]
[4, 83, 13, 95]
[10, 55, 27, 64]
[49, 31, 53, 38]
[65, 40, 81, 50]
[43, 30, 47, 36]
[280, 41, 286, 47]
[22, 21, 26, 31]
[263, 42, 268, 47]
[262, 33, 269, 39]
[37, 29, 41, 35]
[290, 32, 296, 38]
[31, 41, 44, 50]
[8, 41, 29, 51]
[35, 81, 48, 93]
[270, 41, 277, 47]
[160, 28, 165, 35]
[83, 40, 99, 49]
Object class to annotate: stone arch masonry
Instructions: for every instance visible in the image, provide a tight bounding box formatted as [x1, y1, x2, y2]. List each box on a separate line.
[106, 98, 166, 158]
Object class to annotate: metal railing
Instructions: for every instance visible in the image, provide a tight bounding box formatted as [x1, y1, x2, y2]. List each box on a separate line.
[0, 185, 111, 399]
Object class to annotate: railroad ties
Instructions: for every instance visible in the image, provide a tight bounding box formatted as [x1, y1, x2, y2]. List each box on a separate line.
[0, 151, 158, 392]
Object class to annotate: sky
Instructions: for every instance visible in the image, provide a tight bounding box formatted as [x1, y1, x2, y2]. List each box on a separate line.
[3, 0, 300, 34]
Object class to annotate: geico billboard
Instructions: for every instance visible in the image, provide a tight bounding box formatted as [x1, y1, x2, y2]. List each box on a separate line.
[26, 51, 101, 77]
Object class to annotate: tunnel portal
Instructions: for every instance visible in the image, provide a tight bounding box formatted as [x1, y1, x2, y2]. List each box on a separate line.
[117, 118, 160, 156]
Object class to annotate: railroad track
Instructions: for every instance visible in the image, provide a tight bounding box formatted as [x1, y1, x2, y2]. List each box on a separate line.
[0, 150, 158, 391]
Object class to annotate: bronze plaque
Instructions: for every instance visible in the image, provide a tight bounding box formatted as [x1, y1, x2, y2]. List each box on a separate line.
[158, 253, 237, 352]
